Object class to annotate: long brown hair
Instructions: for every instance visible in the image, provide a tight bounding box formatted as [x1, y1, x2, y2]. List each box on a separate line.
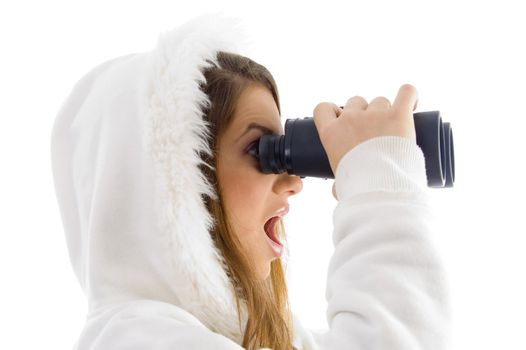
[198, 51, 296, 350]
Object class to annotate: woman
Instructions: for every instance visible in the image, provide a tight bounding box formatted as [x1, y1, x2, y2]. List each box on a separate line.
[50, 13, 450, 350]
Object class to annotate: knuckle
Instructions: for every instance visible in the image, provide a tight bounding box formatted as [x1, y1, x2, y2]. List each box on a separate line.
[371, 96, 390, 103]
[347, 95, 366, 104]
[313, 101, 330, 114]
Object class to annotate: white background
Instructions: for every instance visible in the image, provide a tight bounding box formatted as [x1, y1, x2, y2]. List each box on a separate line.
[1, 0, 524, 349]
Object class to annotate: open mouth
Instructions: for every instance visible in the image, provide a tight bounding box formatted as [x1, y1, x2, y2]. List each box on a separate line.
[264, 216, 281, 245]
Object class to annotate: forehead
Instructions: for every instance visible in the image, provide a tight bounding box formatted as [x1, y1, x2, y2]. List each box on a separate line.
[232, 84, 281, 127]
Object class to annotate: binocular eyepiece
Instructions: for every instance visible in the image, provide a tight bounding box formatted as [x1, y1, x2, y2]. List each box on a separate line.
[248, 110, 455, 188]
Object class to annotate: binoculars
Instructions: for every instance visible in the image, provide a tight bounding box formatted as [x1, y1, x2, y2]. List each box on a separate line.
[248, 110, 455, 188]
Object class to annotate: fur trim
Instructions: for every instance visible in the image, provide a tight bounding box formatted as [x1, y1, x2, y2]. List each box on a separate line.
[145, 12, 253, 343]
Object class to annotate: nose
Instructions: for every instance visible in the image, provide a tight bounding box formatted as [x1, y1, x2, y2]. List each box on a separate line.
[274, 172, 303, 196]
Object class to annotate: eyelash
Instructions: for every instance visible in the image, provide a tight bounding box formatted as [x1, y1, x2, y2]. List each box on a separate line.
[245, 140, 258, 155]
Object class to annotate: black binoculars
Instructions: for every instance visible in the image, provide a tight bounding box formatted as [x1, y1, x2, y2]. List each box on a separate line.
[248, 110, 455, 188]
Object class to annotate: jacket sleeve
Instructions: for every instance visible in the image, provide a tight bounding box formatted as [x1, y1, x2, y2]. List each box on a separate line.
[305, 136, 451, 350]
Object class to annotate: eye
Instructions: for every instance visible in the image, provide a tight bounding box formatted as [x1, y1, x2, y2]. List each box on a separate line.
[245, 140, 258, 155]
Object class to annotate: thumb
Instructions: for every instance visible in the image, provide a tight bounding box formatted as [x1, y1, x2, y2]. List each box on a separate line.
[392, 84, 419, 114]
[313, 102, 342, 135]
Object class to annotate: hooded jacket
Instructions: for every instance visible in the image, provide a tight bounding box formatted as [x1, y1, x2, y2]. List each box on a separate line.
[50, 13, 450, 350]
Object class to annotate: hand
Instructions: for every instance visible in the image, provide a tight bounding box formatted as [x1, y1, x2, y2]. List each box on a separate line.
[313, 84, 419, 200]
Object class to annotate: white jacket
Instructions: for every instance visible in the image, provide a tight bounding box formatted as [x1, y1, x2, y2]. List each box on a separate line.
[50, 12, 451, 350]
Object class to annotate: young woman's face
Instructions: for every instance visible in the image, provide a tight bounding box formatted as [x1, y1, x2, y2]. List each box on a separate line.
[216, 84, 303, 280]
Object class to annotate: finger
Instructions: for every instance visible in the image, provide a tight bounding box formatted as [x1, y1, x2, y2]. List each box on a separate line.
[313, 102, 342, 134]
[344, 96, 368, 111]
[392, 84, 419, 114]
[367, 96, 391, 110]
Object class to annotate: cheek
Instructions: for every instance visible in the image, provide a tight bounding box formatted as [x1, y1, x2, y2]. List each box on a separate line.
[226, 172, 263, 213]
[220, 169, 268, 226]
[216, 151, 270, 225]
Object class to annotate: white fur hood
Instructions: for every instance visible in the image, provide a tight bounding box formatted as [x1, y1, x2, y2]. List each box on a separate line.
[50, 13, 275, 347]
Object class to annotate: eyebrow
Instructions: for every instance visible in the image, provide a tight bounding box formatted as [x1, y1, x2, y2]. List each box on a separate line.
[235, 122, 281, 143]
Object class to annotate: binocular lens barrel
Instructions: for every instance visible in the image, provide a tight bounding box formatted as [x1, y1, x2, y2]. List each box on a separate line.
[248, 110, 455, 188]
